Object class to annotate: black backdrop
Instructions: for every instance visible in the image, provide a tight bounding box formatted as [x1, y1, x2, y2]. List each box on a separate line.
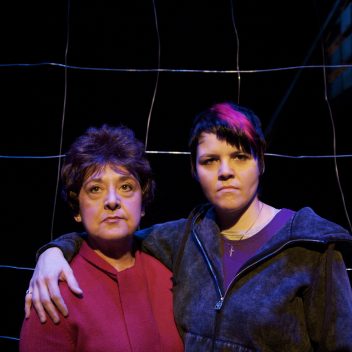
[1, 1, 351, 350]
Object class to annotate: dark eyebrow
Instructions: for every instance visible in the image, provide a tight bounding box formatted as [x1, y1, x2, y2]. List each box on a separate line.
[198, 153, 218, 159]
[118, 175, 138, 183]
[231, 150, 248, 155]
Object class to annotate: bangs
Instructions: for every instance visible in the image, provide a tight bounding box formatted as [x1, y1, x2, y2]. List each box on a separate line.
[215, 128, 258, 157]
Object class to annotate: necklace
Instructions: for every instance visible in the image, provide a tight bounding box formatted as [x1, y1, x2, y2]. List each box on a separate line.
[222, 202, 264, 256]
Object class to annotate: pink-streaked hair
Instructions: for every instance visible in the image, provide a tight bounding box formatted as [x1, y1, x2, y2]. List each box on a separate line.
[189, 101, 266, 176]
[210, 103, 258, 144]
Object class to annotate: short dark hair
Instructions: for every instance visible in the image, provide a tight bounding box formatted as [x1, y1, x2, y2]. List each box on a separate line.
[189, 101, 266, 176]
[61, 124, 155, 215]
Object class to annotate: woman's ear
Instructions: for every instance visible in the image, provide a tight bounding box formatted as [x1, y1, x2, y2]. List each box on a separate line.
[74, 214, 82, 222]
[190, 162, 199, 181]
[260, 161, 265, 175]
[140, 204, 146, 217]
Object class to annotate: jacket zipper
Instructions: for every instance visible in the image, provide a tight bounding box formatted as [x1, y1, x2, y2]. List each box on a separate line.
[193, 232, 326, 311]
[192, 229, 223, 301]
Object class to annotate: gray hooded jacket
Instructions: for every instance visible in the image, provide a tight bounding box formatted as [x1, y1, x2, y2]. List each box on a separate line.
[139, 206, 352, 352]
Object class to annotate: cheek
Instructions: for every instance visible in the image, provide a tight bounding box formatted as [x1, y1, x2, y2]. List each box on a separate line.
[80, 207, 99, 226]
[197, 171, 216, 196]
[243, 168, 260, 189]
[126, 197, 143, 223]
[81, 206, 98, 218]
[196, 169, 207, 185]
[78, 198, 102, 220]
[196, 165, 214, 182]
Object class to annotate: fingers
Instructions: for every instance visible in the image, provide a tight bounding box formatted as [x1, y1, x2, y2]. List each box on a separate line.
[47, 277, 68, 319]
[42, 266, 84, 322]
[31, 282, 50, 323]
[26, 248, 65, 324]
[47, 266, 83, 318]
[62, 267, 83, 296]
[24, 247, 83, 324]
[24, 288, 33, 319]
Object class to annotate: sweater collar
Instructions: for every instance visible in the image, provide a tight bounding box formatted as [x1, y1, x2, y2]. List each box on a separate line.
[79, 240, 141, 278]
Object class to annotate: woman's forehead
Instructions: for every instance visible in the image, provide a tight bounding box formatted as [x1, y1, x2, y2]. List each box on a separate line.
[84, 163, 131, 181]
[196, 133, 256, 158]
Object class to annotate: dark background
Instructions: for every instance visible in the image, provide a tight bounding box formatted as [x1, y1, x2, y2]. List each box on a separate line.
[1, 0, 352, 350]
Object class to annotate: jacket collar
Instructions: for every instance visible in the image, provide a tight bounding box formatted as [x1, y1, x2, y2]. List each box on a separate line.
[191, 205, 352, 269]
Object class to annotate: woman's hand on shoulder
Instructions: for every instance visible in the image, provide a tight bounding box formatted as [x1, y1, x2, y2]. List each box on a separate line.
[24, 247, 83, 323]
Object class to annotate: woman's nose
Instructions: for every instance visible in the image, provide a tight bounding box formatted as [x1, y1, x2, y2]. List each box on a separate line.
[218, 161, 234, 180]
[104, 191, 121, 211]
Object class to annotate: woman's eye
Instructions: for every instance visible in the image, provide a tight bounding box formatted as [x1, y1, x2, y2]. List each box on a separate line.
[200, 157, 217, 165]
[89, 185, 101, 193]
[120, 183, 133, 192]
[234, 153, 250, 161]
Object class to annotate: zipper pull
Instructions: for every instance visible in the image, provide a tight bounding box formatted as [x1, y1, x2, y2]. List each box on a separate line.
[214, 297, 224, 310]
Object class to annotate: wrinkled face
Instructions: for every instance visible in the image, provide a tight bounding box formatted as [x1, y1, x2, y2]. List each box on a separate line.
[75, 165, 143, 244]
[196, 132, 260, 215]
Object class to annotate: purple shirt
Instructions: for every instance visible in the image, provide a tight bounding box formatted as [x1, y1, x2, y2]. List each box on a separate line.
[222, 208, 295, 289]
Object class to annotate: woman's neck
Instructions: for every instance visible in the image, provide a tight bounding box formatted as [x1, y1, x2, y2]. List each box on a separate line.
[217, 198, 259, 230]
[218, 199, 279, 237]
[87, 237, 136, 271]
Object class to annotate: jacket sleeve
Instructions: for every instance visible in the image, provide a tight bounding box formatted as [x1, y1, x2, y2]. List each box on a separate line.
[304, 246, 352, 350]
[20, 308, 74, 352]
[136, 219, 188, 270]
[36, 232, 86, 262]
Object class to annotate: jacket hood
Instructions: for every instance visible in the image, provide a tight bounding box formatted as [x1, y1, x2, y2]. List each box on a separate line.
[290, 207, 352, 242]
[193, 205, 352, 263]
[194, 205, 352, 242]
[290, 207, 352, 265]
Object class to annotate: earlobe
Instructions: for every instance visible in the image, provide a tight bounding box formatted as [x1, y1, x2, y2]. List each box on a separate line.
[74, 214, 82, 222]
[261, 164, 265, 175]
[259, 160, 265, 175]
[190, 162, 199, 181]
[192, 169, 199, 181]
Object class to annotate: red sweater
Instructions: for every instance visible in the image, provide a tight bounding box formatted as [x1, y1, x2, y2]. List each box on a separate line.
[20, 241, 183, 352]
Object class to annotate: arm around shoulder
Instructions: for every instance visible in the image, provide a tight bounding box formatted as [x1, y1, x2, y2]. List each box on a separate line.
[36, 232, 86, 262]
[137, 219, 188, 270]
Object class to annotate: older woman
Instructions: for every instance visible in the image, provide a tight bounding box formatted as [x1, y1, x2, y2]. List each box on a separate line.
[25, 102, 352, 351]
[20, 125, 183, 352]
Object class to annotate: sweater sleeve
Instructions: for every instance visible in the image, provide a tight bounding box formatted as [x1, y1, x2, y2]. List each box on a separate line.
[36, 232, 86, 262]
[136, 219, 188, 270]
[304, 247, 352, 350]
[20, 308, 74, 352]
